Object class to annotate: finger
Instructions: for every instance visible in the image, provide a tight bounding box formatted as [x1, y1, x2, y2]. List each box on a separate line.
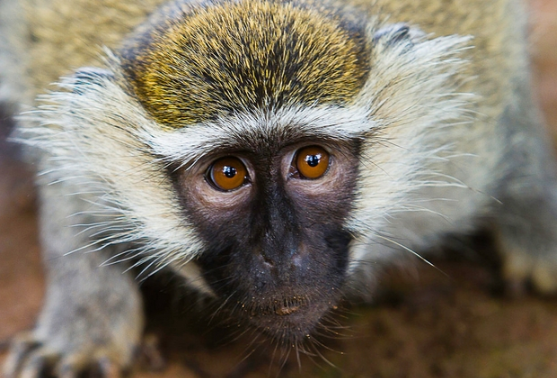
[19, 348, 58, 378]
[56, 354, 88, 378]
[140, 333, 166, 371]
[98, 357, 123, 378]
[3, 334, 41, 378]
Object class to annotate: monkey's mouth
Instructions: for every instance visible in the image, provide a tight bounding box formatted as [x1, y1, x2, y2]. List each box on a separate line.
[236, 294, 336, 340]
[256, 296, 307, 316]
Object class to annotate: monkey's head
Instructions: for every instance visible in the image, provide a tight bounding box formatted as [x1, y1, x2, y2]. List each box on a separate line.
[34, 0, 471, 342]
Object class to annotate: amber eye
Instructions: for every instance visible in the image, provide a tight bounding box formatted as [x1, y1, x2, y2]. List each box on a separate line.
[208, 157, 248, 191]
[295, 146, 330, 179]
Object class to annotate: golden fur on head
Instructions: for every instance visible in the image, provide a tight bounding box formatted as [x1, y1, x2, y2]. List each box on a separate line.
[121, 0, 370, 127]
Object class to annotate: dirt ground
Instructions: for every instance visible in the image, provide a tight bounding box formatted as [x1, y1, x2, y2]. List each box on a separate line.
[1, 1, 557, 377]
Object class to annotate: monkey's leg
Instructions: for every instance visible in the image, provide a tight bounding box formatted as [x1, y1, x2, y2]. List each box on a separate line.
[3, 181, 144, 378]
[491, 83, 557, 295]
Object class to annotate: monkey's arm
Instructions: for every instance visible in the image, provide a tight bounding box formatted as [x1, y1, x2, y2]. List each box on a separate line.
[4, 180, 144, 377]
[490, 79, 557, 295]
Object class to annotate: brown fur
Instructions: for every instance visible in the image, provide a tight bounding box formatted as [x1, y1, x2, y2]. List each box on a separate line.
[121, 0, 370, 126]
[15, 0, 523, 113]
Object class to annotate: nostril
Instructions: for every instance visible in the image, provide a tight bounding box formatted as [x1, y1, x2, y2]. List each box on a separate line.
[291, 253, 305, 269]
[261, 252, 275, 267]
[288, 245, 298, 257]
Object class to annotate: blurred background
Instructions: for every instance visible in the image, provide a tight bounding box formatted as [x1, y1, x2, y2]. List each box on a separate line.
[0, 1, 556, 377]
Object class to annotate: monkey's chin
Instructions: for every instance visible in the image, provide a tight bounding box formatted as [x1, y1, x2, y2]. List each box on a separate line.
[239, 296, 336, 342]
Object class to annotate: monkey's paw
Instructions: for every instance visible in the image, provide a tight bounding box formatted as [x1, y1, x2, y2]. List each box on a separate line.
[500, 246, 557, 297]
[2, 330, 161, 378]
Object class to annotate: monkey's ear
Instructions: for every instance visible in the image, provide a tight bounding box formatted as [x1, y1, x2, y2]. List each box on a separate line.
[372, 23, 425, 48]
[72, 67, 114, 94]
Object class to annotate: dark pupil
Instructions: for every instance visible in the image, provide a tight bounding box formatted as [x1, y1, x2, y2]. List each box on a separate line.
[305, 154, 320, 167]
[223, 165, 237, 178]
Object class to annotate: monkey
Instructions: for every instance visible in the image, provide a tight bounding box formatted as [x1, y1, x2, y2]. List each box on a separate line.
[1, 0, 557, 376]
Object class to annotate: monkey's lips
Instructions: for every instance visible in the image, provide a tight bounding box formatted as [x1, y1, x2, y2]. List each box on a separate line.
[237, 294, 337, 339]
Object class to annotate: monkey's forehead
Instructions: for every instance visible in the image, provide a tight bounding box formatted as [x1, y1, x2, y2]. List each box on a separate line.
[120, 0, 371, 128]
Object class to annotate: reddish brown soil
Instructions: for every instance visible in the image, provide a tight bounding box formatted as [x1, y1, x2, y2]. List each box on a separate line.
[1, 1, 556, 377]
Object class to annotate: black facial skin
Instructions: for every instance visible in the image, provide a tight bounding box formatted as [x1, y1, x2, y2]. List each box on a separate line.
[174, 138, 360, 342]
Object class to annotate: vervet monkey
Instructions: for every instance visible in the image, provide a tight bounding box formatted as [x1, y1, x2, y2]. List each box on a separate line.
[1, 0, 556, 376]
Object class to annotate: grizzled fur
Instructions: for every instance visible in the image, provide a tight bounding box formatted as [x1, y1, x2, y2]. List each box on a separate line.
[2, 0, 557, 376]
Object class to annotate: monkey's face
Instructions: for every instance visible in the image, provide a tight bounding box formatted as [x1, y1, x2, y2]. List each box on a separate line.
[117, 0, 372, 339]
[35, 0, 471, 346]
[175, 139, 360, 338]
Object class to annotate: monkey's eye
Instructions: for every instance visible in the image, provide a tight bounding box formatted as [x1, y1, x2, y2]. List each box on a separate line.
[207, 157, 249, 191]
[295, 146, 330, 179]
